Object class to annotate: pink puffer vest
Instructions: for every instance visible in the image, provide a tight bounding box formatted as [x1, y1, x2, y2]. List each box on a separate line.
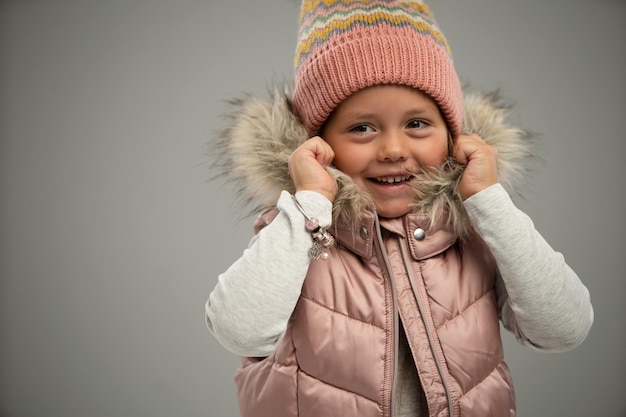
[234, 208, 515, 417]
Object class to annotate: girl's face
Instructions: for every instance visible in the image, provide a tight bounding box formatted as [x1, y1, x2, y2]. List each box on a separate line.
[322, 84, 449, 218]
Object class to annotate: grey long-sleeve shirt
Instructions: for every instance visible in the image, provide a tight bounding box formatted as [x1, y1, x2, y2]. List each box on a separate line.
[205, 184, 593, 358]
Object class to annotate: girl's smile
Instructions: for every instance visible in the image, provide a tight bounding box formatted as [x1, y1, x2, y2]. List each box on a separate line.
[321, 84, 450, 218]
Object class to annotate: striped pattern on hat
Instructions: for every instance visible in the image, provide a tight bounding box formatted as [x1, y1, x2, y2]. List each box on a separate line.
[292, 0, 463, 138]
[295, 1, 451, 70]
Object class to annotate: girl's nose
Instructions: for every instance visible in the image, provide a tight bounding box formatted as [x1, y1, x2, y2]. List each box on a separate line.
[378, 131, 408, 162]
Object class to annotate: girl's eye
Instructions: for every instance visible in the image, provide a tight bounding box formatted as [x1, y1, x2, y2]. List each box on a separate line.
[407, 119, 427, 129]
[350, 124, 374, 134]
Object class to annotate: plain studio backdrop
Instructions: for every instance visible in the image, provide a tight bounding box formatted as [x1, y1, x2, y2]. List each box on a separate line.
[1, 1, 624, 416]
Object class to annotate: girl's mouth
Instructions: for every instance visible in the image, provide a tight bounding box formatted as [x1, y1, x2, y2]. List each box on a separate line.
[372, 174, 414, 185]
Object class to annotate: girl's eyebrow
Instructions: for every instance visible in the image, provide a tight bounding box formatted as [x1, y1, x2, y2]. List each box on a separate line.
[337, 111, 377, 121]
[402, 106, 440, 117]
[339, 107, 439, 121]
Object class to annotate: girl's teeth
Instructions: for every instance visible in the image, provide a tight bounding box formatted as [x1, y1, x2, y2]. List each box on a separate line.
[377, 176, 410, 184]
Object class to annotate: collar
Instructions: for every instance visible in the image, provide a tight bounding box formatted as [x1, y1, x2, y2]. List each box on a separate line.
[331, 209, 457, 261]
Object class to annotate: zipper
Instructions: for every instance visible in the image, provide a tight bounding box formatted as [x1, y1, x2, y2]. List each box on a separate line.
[398, 237, 455, 417]
[373, 215, 399, 417]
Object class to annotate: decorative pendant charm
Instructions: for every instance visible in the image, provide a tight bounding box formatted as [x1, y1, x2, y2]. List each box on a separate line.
[292, 195, 336, 261]
[305, 217, 320, 231]
[309, 243, 323, 260]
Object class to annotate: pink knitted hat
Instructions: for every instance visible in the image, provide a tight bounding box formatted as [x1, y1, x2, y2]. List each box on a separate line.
[292, 0, 463, 138]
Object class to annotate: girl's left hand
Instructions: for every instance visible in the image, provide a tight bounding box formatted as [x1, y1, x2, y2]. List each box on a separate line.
[452, 133, 498, 200]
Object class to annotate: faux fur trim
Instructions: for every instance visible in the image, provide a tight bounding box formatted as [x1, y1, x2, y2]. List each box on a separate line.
[210, 87, 534, 238]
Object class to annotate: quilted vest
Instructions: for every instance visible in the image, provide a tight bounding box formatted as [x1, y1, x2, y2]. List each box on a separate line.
[234, 209, 515, 417]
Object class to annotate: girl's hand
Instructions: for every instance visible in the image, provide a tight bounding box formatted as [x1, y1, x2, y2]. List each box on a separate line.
[288, 136, 337, 202]
[452, 133, 498, 200]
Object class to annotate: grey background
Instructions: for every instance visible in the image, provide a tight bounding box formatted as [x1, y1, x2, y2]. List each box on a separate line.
[1, 0, 624, 416]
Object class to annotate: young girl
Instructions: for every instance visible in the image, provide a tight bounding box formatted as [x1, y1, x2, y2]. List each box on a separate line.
[205, 1, 593, 416]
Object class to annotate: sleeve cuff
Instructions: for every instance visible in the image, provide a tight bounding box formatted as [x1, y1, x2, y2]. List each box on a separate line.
[278, 190, 333, 228]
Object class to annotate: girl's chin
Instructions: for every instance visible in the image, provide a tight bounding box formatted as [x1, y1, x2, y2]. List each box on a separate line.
[368, 188, 415, 218]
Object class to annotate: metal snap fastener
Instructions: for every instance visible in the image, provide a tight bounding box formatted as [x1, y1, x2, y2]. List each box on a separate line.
[360, 226, 369, 240]
[413, 228, 426, 241]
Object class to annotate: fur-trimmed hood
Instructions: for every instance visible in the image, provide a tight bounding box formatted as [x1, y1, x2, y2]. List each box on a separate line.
[211, 87, 534, 238]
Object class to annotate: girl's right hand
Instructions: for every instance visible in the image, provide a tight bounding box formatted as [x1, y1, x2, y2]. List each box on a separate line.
[288, 136, 337, 203]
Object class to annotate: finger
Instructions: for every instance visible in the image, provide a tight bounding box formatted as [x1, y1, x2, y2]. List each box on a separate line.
[452, 134, 490, 165]
[307, 136, 335, 167]
[288, 137, 338, 202]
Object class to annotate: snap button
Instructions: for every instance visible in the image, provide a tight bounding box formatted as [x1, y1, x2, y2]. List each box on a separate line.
[360, 226, 369, 240]
[413, 228, 426, 241]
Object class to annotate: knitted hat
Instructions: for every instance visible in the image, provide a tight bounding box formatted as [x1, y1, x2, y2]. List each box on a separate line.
[292, 0, 463, 138]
